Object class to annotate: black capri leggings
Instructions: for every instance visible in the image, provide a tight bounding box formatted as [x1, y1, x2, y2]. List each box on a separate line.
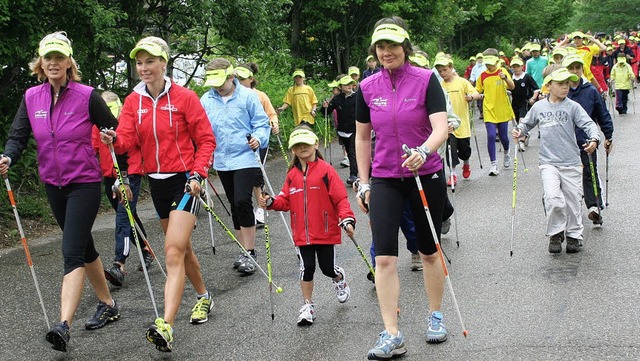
[369, 170, 447, 257]
[45, 182, 102, 275]
[298, 244, 339, 282]
[218, 168, 261, 230]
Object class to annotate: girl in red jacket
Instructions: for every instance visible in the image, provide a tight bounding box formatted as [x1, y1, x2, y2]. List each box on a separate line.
[260, 126, 356, 326]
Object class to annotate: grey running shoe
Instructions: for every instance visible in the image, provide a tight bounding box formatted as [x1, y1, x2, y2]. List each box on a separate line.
[233, 254, 245, 269]
[548, 232, 564, 254]
[105, 263, 125, 287]
[565, 236, 581, 253]
[367, 330, 407, 360]
[427, 311, 448, 343]
[332, 266, 350, 303]
[441, 219, 451, 235]
[238, 254, 257, 275]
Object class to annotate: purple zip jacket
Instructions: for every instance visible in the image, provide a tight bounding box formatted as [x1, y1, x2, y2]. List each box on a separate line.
[359, 61, 443, 178]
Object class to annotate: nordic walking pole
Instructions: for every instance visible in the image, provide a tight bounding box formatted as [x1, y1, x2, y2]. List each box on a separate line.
[605, 151, 610, 207]
[263, 208, 275, 320]
[633, 85, 637, 115]
[104, 140, 159, 319]
[206, 178, 231, 216]
[323, 107, 329, 161]
[347, 234, 375, 278]
[246, 135, 299, 253]
[469, 101, 483, 169]
[204, 183, 216, 254]
[402, 144, 468, 338]
[1, 155, 50, 329]
[195, 195, 284, 292]
[588, 152, 603, 224]
[133, 221, 167, 279]
[509, 141, 518, 257]
[445, 141, 461, 248]
[511, 120, 529, 173]
[276, 134, 290, 166]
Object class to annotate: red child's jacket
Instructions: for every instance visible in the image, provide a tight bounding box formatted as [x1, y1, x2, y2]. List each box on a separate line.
[268, 158, 355, 247]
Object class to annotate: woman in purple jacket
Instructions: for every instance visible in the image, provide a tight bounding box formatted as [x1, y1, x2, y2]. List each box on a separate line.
[355, 17, 449, 359]
[1, 32, 120, 352]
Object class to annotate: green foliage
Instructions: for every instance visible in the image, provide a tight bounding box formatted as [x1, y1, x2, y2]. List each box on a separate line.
[569, 0, 640, 33]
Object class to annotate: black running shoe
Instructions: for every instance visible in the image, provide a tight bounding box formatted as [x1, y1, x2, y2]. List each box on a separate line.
[85, 300, 120, 330]
[46, 321, 70, 352]
[138, 250, 154, 272]
[104, 263, 125, 287]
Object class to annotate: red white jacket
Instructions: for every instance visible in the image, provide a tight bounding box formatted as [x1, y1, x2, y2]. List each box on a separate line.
[114, 78, 215, 176]
[268, 158, 355, 247]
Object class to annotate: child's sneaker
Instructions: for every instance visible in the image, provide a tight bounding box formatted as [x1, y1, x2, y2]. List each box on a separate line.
[548, 232, 564, 254]
[588, 206, 603, 225]
[190, 292, 213, 324]
[340, 157, 349, 168]
[367, 330, 407, 360]
[441, 218, 451, 235]
[333, 266, 350, 303]
[138, 249, 154, 272]
[255, 207, 265, 226]
[45, 321, 70, 352]
[297, 301, 315, 326]
[233, 254, 245, 269]
[238, 254, 257, 275]
[518, 140, 526, 152]
[85, 300, 120, 330]
[410, 252, 422, 271]
[462, 164, 471, 179]
[489, 164, 499, 176]
[146, 318, 174, 352]
[503, 153, 512, 168]
[427, 311, 448, 343]
[565, 236, 581, 253]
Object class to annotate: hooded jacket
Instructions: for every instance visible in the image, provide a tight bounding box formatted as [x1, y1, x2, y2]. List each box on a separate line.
[567, 78, 614, 149]
[114, 78, 215, 177]
[268, 158, 355, 247]
[201, 78, 270, 171]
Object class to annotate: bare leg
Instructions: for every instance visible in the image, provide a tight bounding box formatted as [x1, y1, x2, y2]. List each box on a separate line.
[85, 257, 115, 305]
[301, 280, 314, 302]
[421, 252, 445, 312]
[374, 255, 399, 335]
[59, 267, 86, 326]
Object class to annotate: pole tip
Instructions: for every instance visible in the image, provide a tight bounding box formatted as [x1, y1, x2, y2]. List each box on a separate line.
[510, 251, 513, 257]
[463, 330, 469, 337]
[275, 287, 283, 294]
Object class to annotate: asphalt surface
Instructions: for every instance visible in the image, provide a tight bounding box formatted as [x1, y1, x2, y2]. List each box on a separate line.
[1, 91, 639, 360]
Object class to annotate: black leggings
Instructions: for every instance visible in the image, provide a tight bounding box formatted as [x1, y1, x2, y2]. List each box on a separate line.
[218, 168, 260, 229]
[369, 171, 447, 257]
[298, 244, 339, 282]
[45, 182, 102, 275]
[445, 135, 471, 168]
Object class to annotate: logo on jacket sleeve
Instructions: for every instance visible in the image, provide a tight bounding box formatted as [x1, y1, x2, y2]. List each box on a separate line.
[371, 97, 388, 107]
[34, 110, 47, 119]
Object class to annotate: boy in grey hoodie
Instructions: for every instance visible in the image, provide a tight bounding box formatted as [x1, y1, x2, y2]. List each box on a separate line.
[513, 68, 600, 254]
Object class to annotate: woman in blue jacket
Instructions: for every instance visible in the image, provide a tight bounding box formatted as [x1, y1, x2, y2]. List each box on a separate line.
[200, 58, 271, 274]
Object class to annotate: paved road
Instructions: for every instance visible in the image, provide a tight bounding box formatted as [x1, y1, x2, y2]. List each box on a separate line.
[1, 92, 639, 360]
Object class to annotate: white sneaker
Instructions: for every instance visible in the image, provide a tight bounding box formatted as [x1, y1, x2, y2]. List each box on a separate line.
[503, 153, 512, 168]
[333, 266, 350, 303]
[255, 207, 265, 225]
[297, 302, 315, 325]
[340, 157, 349, 168]
[489, 164, 499, 176]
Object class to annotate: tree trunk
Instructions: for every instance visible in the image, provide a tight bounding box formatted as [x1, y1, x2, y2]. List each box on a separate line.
[290, 0, 303, 62]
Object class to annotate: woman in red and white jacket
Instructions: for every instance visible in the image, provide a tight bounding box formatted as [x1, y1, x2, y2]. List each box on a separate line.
[101, 36, 215, 352]
[260, 126, 355, 326]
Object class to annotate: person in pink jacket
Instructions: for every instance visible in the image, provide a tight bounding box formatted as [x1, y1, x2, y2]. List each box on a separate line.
[260, 126, 355, 326]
